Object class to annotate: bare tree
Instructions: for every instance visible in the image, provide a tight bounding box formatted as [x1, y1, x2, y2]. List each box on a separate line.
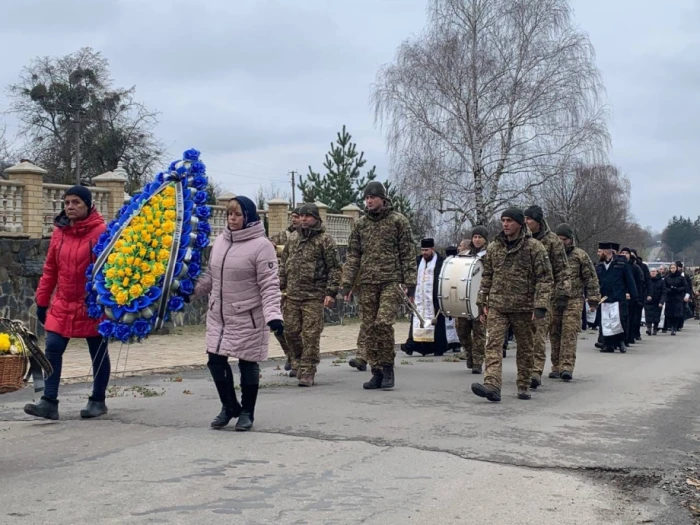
[372, 0, 610, 228]
[0, 125, 13, 176]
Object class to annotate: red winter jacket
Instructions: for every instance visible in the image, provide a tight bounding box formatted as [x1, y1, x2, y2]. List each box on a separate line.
[36, 209, 106, 338]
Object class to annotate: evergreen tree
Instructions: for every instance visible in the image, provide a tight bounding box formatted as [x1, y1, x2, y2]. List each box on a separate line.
[662, 216, 700, 256]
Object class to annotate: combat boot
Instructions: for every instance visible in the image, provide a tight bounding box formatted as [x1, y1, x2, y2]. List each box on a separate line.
[517, 388, 531, 400]
[284, 358, 292, 371]
[363, 369, 383, 390]
[289, 369, 298, 378]
[471, 383, 501, 402]
[80, 397, 108, 419]
[560, 370, 573, 381]
[381, 365, 395, 390]
[548, 371, 560, 379]
[23, 397, 59, 421]
[530, 375, 541, 389]
[298, 374, 315, 387]
[349, 358, 368, 371]
[471, 365, 482, 375]
[466, 356, 473, 369]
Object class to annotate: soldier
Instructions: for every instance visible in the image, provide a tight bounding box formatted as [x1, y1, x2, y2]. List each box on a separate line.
[693, 268, 700, 320]
[550, 224, 600, 381]
[524, 205, 571, 389]
[472, 208, 553, 402]
[270, 207, 301, 372]
[455, 226, 488, 374]
[279, 203, 340, 386]
[346, 262, 369, 372]
[342, 181, 417, 391]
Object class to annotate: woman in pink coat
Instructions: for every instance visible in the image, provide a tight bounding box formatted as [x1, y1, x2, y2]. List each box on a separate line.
[194, 196, 283, 431]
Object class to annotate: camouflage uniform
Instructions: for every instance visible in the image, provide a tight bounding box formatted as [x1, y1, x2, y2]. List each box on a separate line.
[455, 244, 487, 370]
[529, 221, 571, 383]
[342, 206, 416, 369]
[280, 224, 340, 378]
[270, 226, 295, 362]
[477, 229, 553, 393]
[549, 244, 600, 376]
[693, 273, 700, 320]
[341, 262, 369, 366]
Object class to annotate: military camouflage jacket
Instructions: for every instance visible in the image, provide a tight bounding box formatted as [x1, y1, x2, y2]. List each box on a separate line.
[565, 245, 601, 304]
[280, 224, 341, 301]
[532, 221, 571, 299]
[477, 229, 553, 313]
[693, 274, 700, 295]
[269, 226, 295, 250]
[342, 206, 417, 288]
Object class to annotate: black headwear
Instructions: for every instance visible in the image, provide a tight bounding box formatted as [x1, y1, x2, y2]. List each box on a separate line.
[620, 247, 632, 255]
[471, 225, 489, 241]
[299, 203, 321, 222]
[64, 185, 93, 211]
[363, 181, 387, 200]
[555, 223, 574, 240]
[676, 260, 684, 268]
[524, 205, 544, 224]
[421, 238, 435, 249]
[231, 196, 260, 228]
[501, 207, 525, 227]
[598, 242, 612, 250]
[445, 246, 458, 257]
[610, 242, 621, 252]
[291, 206, 301, 215]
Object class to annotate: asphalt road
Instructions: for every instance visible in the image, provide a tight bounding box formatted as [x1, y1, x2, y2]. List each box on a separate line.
[1, 324, 699, 524]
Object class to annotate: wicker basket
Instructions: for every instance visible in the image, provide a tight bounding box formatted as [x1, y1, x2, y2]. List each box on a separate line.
[0, 354, 27, 394]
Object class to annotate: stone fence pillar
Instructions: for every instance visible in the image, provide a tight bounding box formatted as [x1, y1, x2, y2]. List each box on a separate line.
[267, 198, 289, 236]
[315, 201, 329, 224]
[341, 203, 362, 222]
[93, 161, 128, 220]
[216, 193, 236, 207]
[3, 161, 46, 239]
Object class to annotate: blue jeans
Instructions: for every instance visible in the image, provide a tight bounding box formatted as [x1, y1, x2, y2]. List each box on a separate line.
[44, 331, 111, 401]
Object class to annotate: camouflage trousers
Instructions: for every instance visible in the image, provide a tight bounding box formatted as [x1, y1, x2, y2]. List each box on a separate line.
[455, 317, 485, 367]
[484, 309, 535, 391]
[283, 299, 324, 376]
[276, 296, 293, 361]
[532, 310, 552, 378]
[359, 283, 403, 367]
[549, 298, 583, 374]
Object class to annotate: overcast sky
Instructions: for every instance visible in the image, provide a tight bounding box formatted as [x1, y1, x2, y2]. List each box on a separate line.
[1, 0, 698, 230]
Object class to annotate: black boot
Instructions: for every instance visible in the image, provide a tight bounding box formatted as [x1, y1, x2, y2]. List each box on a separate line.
[381, 365, 395, 390]
[349, 358, 368, 371]
[560, 370, 573, 381]
[80, 397, 108, 419]
[471, 383, 501, 402]
[284, 358, 292, 371]
[24, 396, 59, 420]
[208, 356, 242, 428]
[235, 384, 259, 431]
[400, 343, 413, 356]
[363, 369, 383, 390]
[211, 405, 240, 429]
[619, 342, 628, 353]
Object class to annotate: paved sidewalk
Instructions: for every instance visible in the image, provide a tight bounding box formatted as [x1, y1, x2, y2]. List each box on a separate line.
[60, 321, 410, 380]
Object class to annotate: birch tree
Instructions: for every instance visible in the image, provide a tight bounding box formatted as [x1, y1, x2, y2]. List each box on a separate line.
[372, 0, 610, 226]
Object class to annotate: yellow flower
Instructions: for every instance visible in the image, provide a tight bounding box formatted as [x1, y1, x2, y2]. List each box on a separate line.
[126, 256, 135, 266]
[163, 185, 176, 197]
[124, 267, 133, 277]
[140, 262, 151, 273]
[120, 246, 132, 255]
[162, 198, 175, 209]
[107, 253, 117, 265]
[157, 249, 169, 261]
[164, 210, 176, 221]
[149, 251, 156, 261]
[142, 206, 152, 216]
[105, 268, 117, 280]
[153, 262, 166, 276]
[111, 284, 120, 295]
[162, 221, 175, 234]
[134, 257, 142, 267]
[115, 240, 124, 249]
[151, 240, 159, 249]
[153, 219, 161, 228]
[117, 269, 126, 278]
[162, 235, 173, 248]
[122, 277, 130, 287]
[0, 333, 11, 353]
[129, 284, 143, 298]
[139, 246, 147, 258]
[116, 291, 129, 305]
[141, 274, 156, 287]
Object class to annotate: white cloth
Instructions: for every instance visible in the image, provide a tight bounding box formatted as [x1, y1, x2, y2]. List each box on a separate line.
[601, 302, 624, 336]
[585, 301, 597, 324]
[445, 316, 459, 345]
[413, 254, 437, 342]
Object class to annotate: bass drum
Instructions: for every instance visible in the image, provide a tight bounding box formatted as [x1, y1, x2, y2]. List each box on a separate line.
[438, 256, 484, 320]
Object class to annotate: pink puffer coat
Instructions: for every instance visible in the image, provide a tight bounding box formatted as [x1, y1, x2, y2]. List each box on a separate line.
[194, 222, 282, 361]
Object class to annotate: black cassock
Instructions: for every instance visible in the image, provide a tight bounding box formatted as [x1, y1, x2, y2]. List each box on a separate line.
[402, 254, 448, 356]
[596, 255, 638, 349]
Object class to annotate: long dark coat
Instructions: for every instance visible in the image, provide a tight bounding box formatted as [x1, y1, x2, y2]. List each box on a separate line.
[404, 254, 447, 355]
[644, 275, 666, 325]
[663, 271, 687, 319]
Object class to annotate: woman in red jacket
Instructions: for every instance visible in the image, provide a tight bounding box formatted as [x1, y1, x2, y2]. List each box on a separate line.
[24, 186, 111, 421]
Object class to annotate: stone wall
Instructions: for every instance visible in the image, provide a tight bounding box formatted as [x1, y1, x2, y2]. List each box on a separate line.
[0, 238, 212, 336]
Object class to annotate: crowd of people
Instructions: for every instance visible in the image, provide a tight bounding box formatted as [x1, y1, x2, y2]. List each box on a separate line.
[20, 182, 700, 426]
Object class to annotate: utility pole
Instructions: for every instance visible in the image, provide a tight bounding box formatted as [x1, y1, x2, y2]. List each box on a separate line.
[74, 110, 82, 185]
[289, 170, 297, 208]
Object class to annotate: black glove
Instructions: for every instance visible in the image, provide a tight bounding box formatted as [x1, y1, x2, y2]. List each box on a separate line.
[406, 286, 416, 299]
[534, 308, 547, 320]
[37, 306, 47, 326]
[268, 319, 284, 336]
